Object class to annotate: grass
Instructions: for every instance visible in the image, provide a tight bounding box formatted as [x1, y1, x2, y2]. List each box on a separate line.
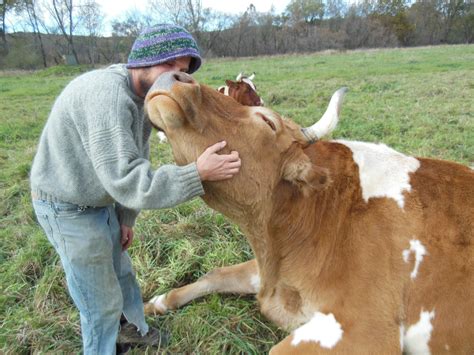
[1, 45, 473, 354]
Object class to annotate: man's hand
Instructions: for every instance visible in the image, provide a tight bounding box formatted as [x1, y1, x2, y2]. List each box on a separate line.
[196, 141, 241, 181]
[120, 225, 134, 251]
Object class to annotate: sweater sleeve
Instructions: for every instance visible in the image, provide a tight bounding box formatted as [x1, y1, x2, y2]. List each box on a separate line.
[84, 93, 205, 212]
[115, 203, 139, 227]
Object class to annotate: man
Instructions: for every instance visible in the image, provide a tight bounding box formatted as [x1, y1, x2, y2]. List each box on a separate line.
[30, 24, 241, 354]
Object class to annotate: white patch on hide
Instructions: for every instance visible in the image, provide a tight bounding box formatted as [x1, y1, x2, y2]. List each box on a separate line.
[149, 294, 168, 313]
[400, 324, 405, 351]
[336, 140, 420, 209]
[250, 274, 260, 292]
[157, 131, 168, 143]
[402, 239, 427, 279]
[291, 312, 343, 349]
[402, 309, 435, 354]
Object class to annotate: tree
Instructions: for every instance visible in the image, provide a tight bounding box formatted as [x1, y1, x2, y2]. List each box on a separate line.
[437, 0, 468, 43]
[77, 0, 103, 64]
[44, 0, 80, 64]
[16, 0, 47, 66]
[371, 0, 414, 45]
[407, 1, 442, 45]
[458, 1, 474, 43]
[148, 0, 209, 31]
[1, 0, 20, 55]
[285, 0, 325, 25]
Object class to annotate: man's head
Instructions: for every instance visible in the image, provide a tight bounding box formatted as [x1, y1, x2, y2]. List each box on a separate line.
[127, 24, 202, 97]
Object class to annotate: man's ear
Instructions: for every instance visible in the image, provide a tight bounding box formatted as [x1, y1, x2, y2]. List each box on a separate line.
[281, 145, 330, 196]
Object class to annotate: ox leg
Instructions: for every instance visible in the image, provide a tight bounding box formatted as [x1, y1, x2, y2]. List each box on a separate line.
[144, 259, 259, 315]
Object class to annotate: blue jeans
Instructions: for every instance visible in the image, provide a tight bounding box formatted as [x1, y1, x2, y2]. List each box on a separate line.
[32, 199, 149, 355]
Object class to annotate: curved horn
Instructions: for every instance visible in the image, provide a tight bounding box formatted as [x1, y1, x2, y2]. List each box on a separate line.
[248, 73, 255, 80]
[236, 72, 243, 81]
[301, 87, 348, 143]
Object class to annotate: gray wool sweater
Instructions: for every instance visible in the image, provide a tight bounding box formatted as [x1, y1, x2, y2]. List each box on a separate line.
[30, 64, 204, 227]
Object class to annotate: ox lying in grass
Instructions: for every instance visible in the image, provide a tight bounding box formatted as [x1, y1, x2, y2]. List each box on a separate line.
[144, 71, 474, 354]
[217, 72, 264, 107]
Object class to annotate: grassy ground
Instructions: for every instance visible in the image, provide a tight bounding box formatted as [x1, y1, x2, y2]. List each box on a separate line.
[1, 45, 473, 354]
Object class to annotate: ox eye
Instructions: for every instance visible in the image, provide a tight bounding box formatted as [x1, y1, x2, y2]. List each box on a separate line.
[257, 113, 276, 131]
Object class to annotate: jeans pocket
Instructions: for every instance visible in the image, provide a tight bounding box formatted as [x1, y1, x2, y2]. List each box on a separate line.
[52, 201, 83, 218]
[35, 213, 59, 249]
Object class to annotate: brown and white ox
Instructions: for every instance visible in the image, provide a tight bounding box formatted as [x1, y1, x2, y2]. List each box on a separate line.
[144, 71, 474, 354]
[218, 72, 264, 107]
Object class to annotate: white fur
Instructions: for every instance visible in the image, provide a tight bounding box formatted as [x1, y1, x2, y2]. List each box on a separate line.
[402, 239, 427, 279]
[400, 324, 405, 351]
[157, 131, 168, 143]
[291, 312, 343, 349]
[250, 274, 260, 292]
[337, 140, 420, 209]
[402, 310, 435, 354]
[149, 294, 168, 313]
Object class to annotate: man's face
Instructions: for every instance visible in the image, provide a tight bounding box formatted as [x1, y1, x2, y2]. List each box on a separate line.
[139, 56, 192, 96]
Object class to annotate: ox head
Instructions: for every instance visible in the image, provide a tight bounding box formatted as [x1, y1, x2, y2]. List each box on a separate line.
[146, 71, 346, 217]
[224, 72, 264, 106]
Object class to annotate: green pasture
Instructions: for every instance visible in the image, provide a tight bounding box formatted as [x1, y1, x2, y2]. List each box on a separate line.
[1, 45, 473, 354]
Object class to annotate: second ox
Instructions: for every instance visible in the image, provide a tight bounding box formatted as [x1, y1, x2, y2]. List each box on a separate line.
[144, 71, 474, 354]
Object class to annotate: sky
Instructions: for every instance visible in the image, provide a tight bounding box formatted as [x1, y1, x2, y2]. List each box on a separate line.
[97, 0, 291, 20]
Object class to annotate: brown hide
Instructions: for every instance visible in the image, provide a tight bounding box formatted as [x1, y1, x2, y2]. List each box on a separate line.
[145, 72, 474, 353]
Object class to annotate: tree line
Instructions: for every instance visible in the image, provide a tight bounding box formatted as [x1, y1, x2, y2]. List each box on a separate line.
[1, 0, 473, 69]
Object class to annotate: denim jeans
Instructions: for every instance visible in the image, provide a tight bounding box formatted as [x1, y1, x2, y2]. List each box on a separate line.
[32, 199, 149, 355]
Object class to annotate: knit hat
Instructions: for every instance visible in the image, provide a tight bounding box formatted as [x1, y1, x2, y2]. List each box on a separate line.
[126, 24, 202, 74]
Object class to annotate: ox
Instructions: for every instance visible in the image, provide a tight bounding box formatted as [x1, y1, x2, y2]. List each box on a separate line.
[144, 71, 474, 354]
[218, 72, 264, 107]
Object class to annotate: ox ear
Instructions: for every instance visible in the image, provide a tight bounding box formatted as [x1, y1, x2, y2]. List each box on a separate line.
[281, 146, 330, 195]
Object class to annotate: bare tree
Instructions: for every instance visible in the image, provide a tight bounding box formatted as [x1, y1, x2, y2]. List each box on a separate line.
[148, 0, 183, 25]
[1, 0, 21, 55]
[16, 0, 47, 66]
[148, 0, 209, 33]
[44, 0, 80, 63]
[77, 0, 103, 64]
[285, 0, 325, 25]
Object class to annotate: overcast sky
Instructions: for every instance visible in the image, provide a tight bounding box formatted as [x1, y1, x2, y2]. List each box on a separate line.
[97, 0, 291, 19]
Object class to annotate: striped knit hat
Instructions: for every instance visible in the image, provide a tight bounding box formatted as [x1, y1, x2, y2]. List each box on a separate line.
[126, 24, 202, 74]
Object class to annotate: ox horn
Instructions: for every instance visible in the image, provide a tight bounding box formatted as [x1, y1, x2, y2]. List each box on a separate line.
[248, 73, 255, 80]
[301, 87, 348, 144]
[236, 72, 243, 81]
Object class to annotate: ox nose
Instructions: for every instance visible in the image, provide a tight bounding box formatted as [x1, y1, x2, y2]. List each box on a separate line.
[150, 71, 196, 92]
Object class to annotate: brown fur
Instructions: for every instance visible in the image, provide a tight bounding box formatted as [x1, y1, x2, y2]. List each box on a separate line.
[218, 77, 263, 106]
[144, 75, 474, 353]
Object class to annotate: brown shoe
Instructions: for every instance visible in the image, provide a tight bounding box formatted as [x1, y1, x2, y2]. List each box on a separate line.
[117, 322, 169, 348]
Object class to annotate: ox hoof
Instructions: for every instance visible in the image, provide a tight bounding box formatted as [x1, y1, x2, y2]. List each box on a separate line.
[144, 294, 168, 316]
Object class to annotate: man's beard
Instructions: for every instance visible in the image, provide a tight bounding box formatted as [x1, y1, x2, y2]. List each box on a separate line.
[139, 77, 154, 97]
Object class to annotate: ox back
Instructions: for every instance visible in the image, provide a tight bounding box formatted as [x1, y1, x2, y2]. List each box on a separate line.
[267, 140, 473, 353]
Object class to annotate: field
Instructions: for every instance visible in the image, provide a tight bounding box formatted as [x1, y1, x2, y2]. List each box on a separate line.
[1, 45, 473, 354]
